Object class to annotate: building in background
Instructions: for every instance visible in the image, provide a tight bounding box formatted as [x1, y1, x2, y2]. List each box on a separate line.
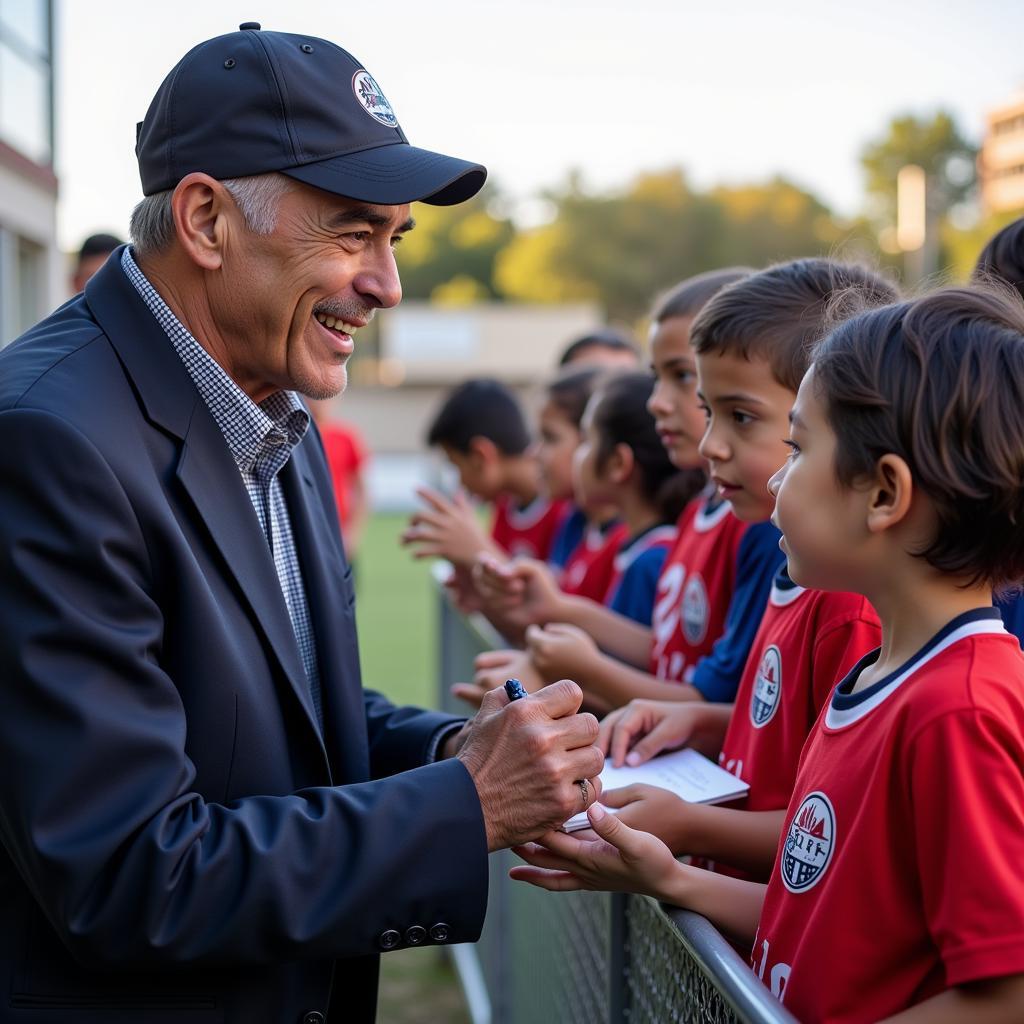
[980, 89, 1024, 215]
[0, 0, 61, 347]
[331, 301, 603, 508]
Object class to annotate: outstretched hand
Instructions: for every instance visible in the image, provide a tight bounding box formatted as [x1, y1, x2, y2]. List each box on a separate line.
[451, 648, 544, 708]
[526, 622, 600, 682]
[509, 802, 682, 900]
[473, 554, 566, 626]
[401, 486, 497, 569]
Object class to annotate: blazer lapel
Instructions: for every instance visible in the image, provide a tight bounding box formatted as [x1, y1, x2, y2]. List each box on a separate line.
[281, 444, 369, 782]
[87, 251, 329, 765]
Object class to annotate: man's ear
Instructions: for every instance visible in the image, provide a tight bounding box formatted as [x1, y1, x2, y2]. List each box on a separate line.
[865, 453, 914, 535]
[467, 436, 500, 469]
[169, 172, 234, 271]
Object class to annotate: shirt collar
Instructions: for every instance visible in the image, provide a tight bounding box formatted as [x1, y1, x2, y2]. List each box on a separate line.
[120, 247, 308, 470]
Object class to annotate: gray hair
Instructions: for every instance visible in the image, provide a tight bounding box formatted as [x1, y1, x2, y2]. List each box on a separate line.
[129, 172, 294, 255]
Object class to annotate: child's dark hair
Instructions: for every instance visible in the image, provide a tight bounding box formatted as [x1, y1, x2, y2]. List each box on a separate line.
[558, 327, 638, 367]
[591, 372, 705, 523]
[545, 365, 605, 429]
[651, 267, 754, 323]
[426, 378, 531, 455]
[813, 286, 1024, 589]
[691, 258, 900, 390]
[973, 217, 1024, 303]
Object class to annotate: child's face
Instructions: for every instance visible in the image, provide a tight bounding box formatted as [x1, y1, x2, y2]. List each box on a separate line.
[696, 349, 794, 522]
[571, 399, 612, 512]
[768, 368, 868, 590]
[647, 316, 707, 471]
[441, 443, 503, 501]
[535, 401, 581, 501]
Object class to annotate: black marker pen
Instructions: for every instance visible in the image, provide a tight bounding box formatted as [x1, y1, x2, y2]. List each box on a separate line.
[504, 677, 528, 701]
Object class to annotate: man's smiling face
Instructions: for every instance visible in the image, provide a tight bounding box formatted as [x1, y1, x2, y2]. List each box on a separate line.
[211, 181, 413, 403]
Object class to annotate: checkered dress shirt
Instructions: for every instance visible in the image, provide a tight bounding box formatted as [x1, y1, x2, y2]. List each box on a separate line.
[122, 248, 323, 728]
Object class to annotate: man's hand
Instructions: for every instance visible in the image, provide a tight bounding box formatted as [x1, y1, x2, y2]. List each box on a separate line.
[401, 486, 496, 569]
[450, 648, 544, 708]
[457, 679, 604, 851]
[509, 802, 682, 900]
[598, 699, 731, 767]
[526, 622, 600, 683]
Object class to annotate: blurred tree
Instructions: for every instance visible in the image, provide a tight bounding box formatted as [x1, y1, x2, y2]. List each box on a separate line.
[860, 111, 978, 229]
[494, 170, 851, 321]
[397, 184, 515, 300]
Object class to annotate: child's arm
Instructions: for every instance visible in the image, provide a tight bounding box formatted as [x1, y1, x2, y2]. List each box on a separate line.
[526, 623, 706, 707]
[510, 803, 766, 945]
[879, 975, 1024, 1023]
[598, 784, 786, 878]
[475, 555, 653, 667]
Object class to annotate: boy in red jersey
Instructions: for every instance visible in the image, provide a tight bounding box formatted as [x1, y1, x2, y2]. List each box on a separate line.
[513, 287, 1024, 1022]
[403, 378, 567, 569]
[591, 263, 893, 880]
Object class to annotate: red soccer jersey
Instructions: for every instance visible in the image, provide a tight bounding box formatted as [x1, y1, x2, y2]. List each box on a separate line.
[719, 574, 880, 810]
[753, 609, 1024, 1022]
[560, 521, 629, 603]
[648, 497, 748, 682]
[490, 495, 569, 561]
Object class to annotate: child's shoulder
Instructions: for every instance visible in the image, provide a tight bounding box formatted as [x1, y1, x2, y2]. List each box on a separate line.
[801, 588, 880, 634]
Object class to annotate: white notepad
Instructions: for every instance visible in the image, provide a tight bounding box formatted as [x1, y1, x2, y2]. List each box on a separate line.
[563, 747, 749, 832]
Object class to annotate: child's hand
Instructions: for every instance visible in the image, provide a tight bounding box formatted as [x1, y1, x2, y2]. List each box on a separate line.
[526, 622, 599, 683]
[598, 699, 713, 767]
[401, 486, 495, 569]
[471, 553, 525, 610]
[600, 784, 693, 854]
[474, 556, 566, 626]
[451, 649, 543, 707]
[509, 803, 681, 900]
[444, 564, 483, 614]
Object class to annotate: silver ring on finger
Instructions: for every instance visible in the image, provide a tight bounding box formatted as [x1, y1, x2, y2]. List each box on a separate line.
[577, 778, 591, 808]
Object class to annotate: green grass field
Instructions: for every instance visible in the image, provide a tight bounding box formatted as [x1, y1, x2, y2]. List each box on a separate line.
[354, 511, 439, 709]
[353, 511, 471, 1024]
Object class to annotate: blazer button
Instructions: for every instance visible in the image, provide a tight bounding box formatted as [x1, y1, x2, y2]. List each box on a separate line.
[378, 928, 402, 951]
[301, 1013, 325, 1024]
[405, 925, 427, 945]
[429, 922, 450, 943]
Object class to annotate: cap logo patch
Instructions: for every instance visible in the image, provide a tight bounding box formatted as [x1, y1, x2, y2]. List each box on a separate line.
[352, 70, 398, 128]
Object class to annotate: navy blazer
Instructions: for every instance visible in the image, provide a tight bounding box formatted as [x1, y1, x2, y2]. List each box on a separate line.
[0, 251, 488, 1023]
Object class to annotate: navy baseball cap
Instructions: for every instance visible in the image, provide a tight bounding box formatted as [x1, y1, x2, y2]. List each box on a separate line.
[135, 23, 487, 206]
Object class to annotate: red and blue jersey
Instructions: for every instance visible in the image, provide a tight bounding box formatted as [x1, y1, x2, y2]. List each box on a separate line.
[606, 523, 677, 625]
[649, 495, 783, 701]
[490, 494, 569, 562]
[753, 608, 1024, 1022]
[560, 520, 628, 604]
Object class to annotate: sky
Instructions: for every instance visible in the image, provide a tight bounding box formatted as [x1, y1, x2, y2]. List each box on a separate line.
[56, 0, 1024, 251]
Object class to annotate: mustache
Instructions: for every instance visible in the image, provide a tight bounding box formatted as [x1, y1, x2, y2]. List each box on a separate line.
[312, 301, 374, 324]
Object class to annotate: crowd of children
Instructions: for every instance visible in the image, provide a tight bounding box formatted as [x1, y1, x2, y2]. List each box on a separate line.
[406, 216, 1024, 1022]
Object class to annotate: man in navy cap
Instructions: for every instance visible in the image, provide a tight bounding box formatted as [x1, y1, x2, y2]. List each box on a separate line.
[0, 25, 602, 1024]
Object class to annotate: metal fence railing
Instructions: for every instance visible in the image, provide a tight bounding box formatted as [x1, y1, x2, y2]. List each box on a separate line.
[434, 574, 798, 1024]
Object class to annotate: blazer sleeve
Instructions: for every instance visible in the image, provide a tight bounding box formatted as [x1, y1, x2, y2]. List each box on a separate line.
[0, 408, 488, 968]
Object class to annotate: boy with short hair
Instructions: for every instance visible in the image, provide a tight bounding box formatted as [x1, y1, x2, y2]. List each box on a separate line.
[517, 261, 891, 716]
[514, 287, 1024, 1022]
[403, 377, 567, 571]
[590, 260, 893, 879]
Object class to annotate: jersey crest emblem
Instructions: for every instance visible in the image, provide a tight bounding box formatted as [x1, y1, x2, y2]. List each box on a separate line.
[681, 573, 708, 644]
[750, 644, 782, 728]
[781, 791, 836, 893]
[352, 70, 399, 127]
